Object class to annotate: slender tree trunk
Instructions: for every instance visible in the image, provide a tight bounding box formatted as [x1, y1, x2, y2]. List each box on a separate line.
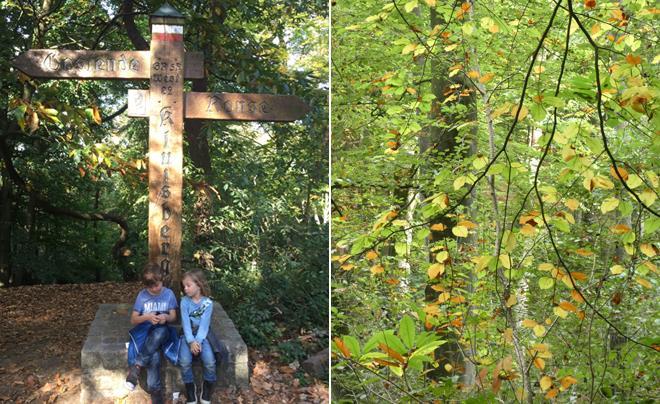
[422, 5, 477, 386]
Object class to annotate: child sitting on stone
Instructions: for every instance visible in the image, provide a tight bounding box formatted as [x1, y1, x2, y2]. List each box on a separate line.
[125, 263, 179, 404]
[179, 269, 218, 404]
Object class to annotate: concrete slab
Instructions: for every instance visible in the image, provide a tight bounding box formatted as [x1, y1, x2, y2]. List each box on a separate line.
[81, 303, 248, 403]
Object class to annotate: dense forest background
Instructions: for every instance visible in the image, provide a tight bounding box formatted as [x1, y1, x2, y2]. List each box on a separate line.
[0, 0, 328, 355]
[332, 0, 658, 402]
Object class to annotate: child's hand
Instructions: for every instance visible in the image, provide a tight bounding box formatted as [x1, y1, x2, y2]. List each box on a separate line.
[190, 341, 201, 355]
[148, 313, 160, 325]
[156, 314, 167, 325]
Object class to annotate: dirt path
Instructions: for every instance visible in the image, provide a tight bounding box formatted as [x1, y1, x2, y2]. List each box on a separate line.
[0, 282, 328, 403]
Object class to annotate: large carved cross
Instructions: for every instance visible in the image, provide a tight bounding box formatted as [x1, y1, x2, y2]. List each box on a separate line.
[12, 3, 309, 295]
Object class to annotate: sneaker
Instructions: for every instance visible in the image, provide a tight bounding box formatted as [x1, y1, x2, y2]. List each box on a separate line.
[185, 382, 198, 404]
[200, 380, 215, 404]
[150, 389, 164, 404]
[124, 364, 141, 390]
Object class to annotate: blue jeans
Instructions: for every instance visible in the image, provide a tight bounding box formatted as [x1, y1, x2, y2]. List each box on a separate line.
[134, 326, 168, 392]
[178, 339, 217, 383]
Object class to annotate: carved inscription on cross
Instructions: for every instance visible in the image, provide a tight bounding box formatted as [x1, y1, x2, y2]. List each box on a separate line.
[12, 3, 309, 295]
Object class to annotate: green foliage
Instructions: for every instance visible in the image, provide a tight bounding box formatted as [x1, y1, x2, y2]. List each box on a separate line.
[332, 0, 658, 401]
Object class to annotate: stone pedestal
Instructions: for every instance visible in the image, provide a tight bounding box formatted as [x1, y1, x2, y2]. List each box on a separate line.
[81, 303, 248, 403]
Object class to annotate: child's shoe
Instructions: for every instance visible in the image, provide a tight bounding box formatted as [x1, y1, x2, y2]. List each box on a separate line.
[150, 389, 164, 404]
[124, 364, 141, 390]
[185, 382, 198, 404]
[200, 380, 215, 404]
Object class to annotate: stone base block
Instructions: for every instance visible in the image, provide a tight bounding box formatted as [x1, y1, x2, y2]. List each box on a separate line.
[81, 303, 248, 403]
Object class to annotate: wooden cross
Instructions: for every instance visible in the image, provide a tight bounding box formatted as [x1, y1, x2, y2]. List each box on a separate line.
[12, 3, 310, 294]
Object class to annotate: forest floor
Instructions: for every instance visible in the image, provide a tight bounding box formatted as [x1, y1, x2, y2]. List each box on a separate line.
[0, 282, 328, 403]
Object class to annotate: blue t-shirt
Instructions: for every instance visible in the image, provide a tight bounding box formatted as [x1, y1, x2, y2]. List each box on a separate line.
[132, 287, 178, 315]
[181, 296, 213, 344]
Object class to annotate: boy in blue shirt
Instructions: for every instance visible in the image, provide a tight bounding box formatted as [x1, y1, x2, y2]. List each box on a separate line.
[125, 264, 178, 404]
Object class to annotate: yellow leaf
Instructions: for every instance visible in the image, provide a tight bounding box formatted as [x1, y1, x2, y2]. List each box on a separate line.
[565, 198, 580, 211]
[457, 220, 478, 229]
[430, 223, 447, 231]
[635, 277, 652, 288]
[499, 254, 511, 269]
[365, 250, 379, 260]
[570, 271, 587, 281]
[436, 250, 449, 263]
[402, 43, 418, 55]
[444, 363, 453, 372]
[437, 292, 451, 303]
[340, 263, 355, 271]
[452, 225, 469, 237]
[533, 324, 546, 337]
[505, 294, 517, 307]
[600, 197, 620, 213]
[610, 165, 629, 181]
[610, 224, 631, 234]
[370, 264, 384, 275]
[428, 263, 445, 279]
[583, 177, 596, 192]
[553, 306, 568, 318]
[472, 255, 492, 271]
[533, 357, 545, 370]
[522, 319, 538, 328]
[639, 189, 657, 206]
[520, 223, 536, 236]
[425, 0, 436, 6]
[503, 328, 513, 343]
[479, 72, 495, 83]
[559, 375, 577, 390]
[626, 174, 643, 189]
[540, 376, 553, 391]
[467, 70, 480, 79]
[610, 265, 625, 275]
[538, 263, 554, 272]
[594, 176, 614, 190]
[533, 65, 545, 74]
[92, 105, 102, 124]
[510, 105, 529, 120]
[640, 243, 657, 257]
[424, 303, 440, 316]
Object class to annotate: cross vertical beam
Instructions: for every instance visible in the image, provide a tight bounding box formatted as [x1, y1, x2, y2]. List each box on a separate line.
[148, 5, 185, 295]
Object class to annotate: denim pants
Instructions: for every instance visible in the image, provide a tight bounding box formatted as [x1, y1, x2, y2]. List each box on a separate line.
[178, 338, 217, 383]
[134, 326, 168, 392]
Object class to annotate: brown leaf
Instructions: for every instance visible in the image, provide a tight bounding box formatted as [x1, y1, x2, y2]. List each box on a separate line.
[378, 343, 406, 364]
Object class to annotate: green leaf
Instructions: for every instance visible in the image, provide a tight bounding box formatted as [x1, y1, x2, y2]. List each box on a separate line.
[394, 241, 407, 256]
[342, 335, 361, 357]
[409, 339, 446, 359]
[399, 315, 415, 349]
[530, 103, 546, 121]
[539, 277, 554, 289]
[404, 0, 418, 13]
